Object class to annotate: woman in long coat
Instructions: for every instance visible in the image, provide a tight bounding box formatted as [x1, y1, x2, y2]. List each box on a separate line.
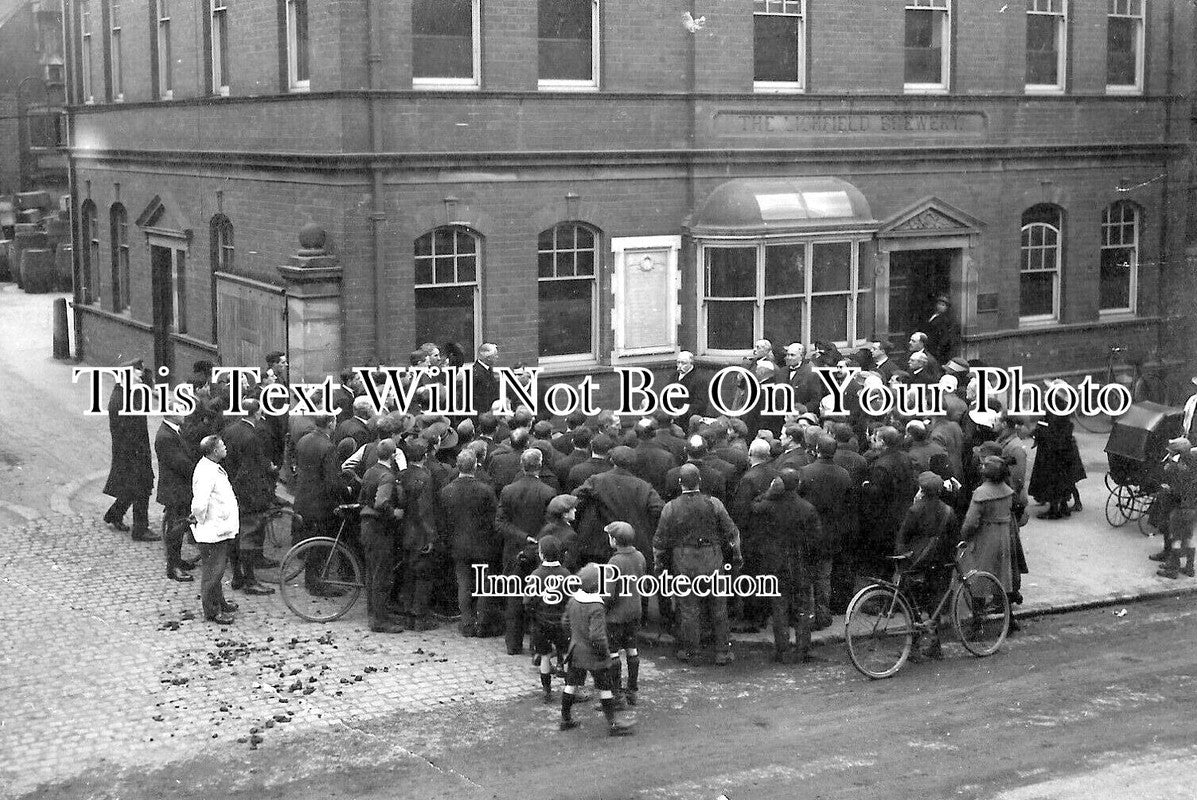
[960, 456, 1014, 594]
[1028, 391, 1087, 519]
[102, 365, 155, 538]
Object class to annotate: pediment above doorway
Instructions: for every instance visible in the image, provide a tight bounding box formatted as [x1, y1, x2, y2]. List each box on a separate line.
[875, 196, 984, 242]
[135, 194, 193, 243]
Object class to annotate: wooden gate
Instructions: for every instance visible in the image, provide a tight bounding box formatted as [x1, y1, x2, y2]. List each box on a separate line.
[215, 271, 287, 371]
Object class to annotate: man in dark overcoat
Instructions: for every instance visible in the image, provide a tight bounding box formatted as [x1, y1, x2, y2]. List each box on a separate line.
[103, 363, 158, 540]
[440, 449, 500, 637]
[860, 426, 918, 580]
[572, 446, 664, 568]
[155, 405, 197, 580]
[800, 436, 853, 629]
[494, 449, 556, 654]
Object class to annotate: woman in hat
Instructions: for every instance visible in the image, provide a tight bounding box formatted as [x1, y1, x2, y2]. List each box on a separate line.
[961, 456, 1016, 627]
[1028, 382, 1086, 519]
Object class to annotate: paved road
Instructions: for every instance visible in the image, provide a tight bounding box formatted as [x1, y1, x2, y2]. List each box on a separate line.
[13, 594, 1197, 800]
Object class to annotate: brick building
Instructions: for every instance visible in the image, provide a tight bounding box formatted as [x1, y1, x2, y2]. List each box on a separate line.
[0, 0, 67, 197]
[64, 0, 1195, 397]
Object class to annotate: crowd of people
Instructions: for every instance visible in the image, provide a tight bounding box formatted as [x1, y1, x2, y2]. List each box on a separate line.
[101, 297, 1165, 734]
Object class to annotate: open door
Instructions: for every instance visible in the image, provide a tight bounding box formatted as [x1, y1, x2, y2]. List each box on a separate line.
[150, 244, 176, 377]
[887, 248, 952, 344]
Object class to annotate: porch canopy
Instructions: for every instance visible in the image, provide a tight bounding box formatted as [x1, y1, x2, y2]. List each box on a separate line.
[686, 177, 877, 238]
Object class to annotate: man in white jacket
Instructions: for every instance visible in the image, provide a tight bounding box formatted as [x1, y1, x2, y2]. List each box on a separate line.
[191, 435, 240, 624]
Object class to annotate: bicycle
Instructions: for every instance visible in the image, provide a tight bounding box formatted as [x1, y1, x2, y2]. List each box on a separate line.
[278, 503, 366, 622]
[1073, 345, 1168, 434]
[844, 542, 1011, 679]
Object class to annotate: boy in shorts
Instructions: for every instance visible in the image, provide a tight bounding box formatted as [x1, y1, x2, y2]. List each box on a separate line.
[604, 522, 646, 706]
[560, 563, 634, 736]
[524, 535, 570, 702]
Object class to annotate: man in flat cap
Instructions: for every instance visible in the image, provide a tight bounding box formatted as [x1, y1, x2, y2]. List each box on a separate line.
[573, 445, 664, 568]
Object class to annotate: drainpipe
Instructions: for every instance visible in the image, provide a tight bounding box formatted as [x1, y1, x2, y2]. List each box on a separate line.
[1155, 0, 1174, 365]
[59, 0, 83, 358]
[365, 0, 385, 365]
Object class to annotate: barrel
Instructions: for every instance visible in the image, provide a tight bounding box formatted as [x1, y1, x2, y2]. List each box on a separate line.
[20, 248, 55, 293]
[0, 239, 11, 282]
[12, 229, 48, 290]
[54, 244, 73, 291]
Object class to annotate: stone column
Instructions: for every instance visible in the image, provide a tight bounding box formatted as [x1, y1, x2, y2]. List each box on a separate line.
[277, 223, 343, 384]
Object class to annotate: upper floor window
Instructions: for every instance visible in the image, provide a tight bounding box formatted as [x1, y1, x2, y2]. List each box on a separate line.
[414, 227, 480, 354]
[539, 0, 598, 90]
[79, 1, 95, 104]
[286, 0, 309, 91]
[155, 0, 172, 99]
[1107, 0, 1144, 93]
[80, 200, 98, 304]
[110, 204, 129, 312]
[1100, 201, 1139, 315]
[753, 0, 804, 93]
[1020, 204, 1063, 323]
[1026, 0, 1067, 93]
[904, 0, 950, 93]
[210, 0, 230, 95]
[700, 240, 868, 355]
[413, 0, 479, 89]
[538, 224, 598, 361]
[107, 0, 123, 100]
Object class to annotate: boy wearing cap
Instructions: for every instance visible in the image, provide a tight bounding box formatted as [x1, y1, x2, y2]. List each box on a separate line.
[525, 535, 571, 702]
[1155, 438, 1197, 579]
[560, 563, 634, 736]
[604, 522, 646, 706]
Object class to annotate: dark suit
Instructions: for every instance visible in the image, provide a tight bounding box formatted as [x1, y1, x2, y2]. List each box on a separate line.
[440, 474, 500, 630]
[673, 368, 710, 420]
[632, 441, 677, 496]
[783, 362, 825, 411]
[772, 447, 811, 473]
[861, 448, 918, 578]
[103, 386, 154, 533]
[730, 461, 779, 627]
[572, 467, 665, 567]
[294, 429, 343, 532]
[333, 416, 372, 453]
[495, 473, 557, 652]
[155, 421, 196, 570]
[220, 419, 276, 514]
[873, 358, 900, 383]
[925, 312, 959, 365]
[566, 456, 612, 492]
[801, 457, 855, 620]
[471, 361, 500, 417]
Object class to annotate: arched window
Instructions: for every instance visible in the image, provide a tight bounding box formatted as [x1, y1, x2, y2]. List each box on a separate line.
[538, 223, 598, 361]
[109, 203, 129, 311]
[80, 200, 98, 305]
[1100, 201, 1139, 315]
[210, 214, 233, 343]
[1020, 203, 1062, 322]
[413, 226, 480, 354]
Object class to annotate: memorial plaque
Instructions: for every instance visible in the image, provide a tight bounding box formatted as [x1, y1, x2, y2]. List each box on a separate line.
[612, 236, 680, 359]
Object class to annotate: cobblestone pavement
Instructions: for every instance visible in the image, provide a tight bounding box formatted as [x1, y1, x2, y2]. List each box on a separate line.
[0, 510, 668, 796]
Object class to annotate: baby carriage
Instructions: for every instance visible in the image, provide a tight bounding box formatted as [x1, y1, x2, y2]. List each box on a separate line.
[1103, 401, 1183, 533]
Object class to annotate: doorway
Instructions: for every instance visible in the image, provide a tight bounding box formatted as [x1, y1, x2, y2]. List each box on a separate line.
[150, 244, 178, 377]
[887, 248, 952, 344]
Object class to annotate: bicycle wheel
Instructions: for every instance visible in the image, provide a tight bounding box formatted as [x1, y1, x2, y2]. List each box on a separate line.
[1105, 485, 1130, 527]
[952, 571, 1010, 657]
[279, 537, 364, 622]
[845, 585, 915, 679]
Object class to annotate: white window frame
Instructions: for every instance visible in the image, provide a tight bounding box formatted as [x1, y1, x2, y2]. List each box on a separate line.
[753, 0, 806, 94]
[108, 0, 122, 101]
[111, 205, 130, 312]
[286, 0, 310, 92]
[903, 0, 950, 95]
[1025, 0, 1067, 95]
[412, 0, 481, 91]
[413, 227, 482, 353]
[697, 237, 869, 358]
[1019, 220, 1062, 325]
[537, 0, 600, 92]
[171, 248, 187, 335]
[156, 0, 172, 100]
[1106, 0, 1144, 95]
[211, 0, 230, 96]
[537, 223, 599, 365]
[1099, 202, 1139, 316]
[80, 1, 94, 104]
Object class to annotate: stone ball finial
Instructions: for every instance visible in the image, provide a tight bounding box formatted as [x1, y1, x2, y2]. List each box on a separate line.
[298, 222, 327, 255]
